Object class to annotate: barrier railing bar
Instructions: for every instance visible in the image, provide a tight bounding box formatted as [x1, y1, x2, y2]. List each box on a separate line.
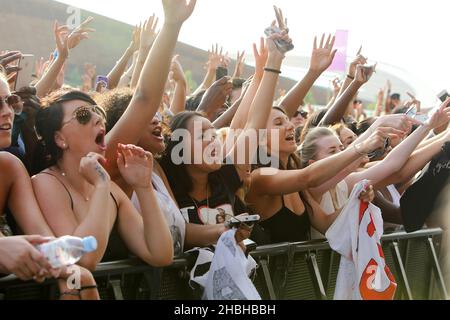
[426, 237, 449, 300]
[260, 259, 277, 300]
[391, 241, 413, 300]
[0, 228, 445, 301]
[109, 279, 124, 300]
[307, 253, 328, 300]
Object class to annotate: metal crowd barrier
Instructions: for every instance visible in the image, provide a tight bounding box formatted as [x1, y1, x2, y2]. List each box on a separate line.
[0, 228, 447, 300]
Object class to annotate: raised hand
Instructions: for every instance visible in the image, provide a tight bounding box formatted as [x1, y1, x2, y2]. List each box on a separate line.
[404, 91, 421, 112]
[331, 77, 341, 97]
[232, 51, 246, 78]
[162, 0, 197, 26]
[81, 63, 96, 91]
[67, 16, 95, 50]
[359, 127, 404, 154]
[79, 153, 110, 187]
[140, 14, 159, 50]
[205, 44, 223, 71]
[310, 33, 337, 74]
[0, 51, 22, 75]
[253, 37, 268, 76]
[169, 55, 185, 83]
[348, 46, 367, 78]
[130, 24, 142, 52]
[266, 6, 293, 61]
[197, 76, 233, 118]
[359, 184, 375, 203]
[425, 97, 450, 129]
[117, 144, 153, 189]
[354, 63, 377, 85]
[219, 51, 231, 69]
[54, 21, 70, 59]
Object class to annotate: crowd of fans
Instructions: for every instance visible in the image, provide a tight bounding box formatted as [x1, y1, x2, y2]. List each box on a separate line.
[1, 0, 450, 300]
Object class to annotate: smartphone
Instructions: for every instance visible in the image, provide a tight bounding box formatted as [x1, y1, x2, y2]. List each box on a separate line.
[227, 215, 261, 229]
[216, 66, 228, 81]
[264, 26, 294, 53]
[368, 138, 390, 160]
[14, 54, 35, 91]
[438, 90, 450, 103]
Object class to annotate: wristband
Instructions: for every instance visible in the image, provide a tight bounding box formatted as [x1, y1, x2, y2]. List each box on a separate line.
[264, 68, 282, 74]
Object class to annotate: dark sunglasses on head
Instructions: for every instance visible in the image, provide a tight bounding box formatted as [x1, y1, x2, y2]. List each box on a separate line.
[62, 105, 106, 127]
[0, 94, 21, 107]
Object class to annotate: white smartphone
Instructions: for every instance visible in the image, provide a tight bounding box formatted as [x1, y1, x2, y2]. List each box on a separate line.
[14, 54, 35, 91]
[228, 215, 261, 229]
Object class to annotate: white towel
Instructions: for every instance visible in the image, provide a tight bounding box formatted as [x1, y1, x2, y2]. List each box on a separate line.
[326, 180, 397, 300]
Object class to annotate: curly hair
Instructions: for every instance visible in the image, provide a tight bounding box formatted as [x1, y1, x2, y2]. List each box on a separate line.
[96, 87, 134, 133]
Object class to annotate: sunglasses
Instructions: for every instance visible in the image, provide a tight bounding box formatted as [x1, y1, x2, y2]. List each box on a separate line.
[62, 105, 106, 127]
[294, 111, 308, 118]
[0, 94, 21, 107]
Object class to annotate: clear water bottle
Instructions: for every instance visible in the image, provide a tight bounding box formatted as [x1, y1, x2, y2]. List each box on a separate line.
[37, 236, 98, 269]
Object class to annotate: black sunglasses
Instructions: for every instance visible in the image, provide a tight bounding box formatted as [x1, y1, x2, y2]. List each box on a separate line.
[294, 110, 308, 118]
[62, 105, 106, 127]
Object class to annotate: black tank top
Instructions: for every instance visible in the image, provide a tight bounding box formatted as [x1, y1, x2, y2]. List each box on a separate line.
[40, 172, 130, 262]
[260, 193, 311, 243]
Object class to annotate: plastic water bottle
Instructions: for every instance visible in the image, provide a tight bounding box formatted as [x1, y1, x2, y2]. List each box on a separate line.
[37, 236, 98, 269]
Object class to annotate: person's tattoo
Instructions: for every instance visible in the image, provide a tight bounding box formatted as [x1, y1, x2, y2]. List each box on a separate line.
[95, 163, 107, 182]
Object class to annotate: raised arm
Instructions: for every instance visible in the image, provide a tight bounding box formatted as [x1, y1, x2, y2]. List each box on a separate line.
[374, 88, 385, 117]
[130, 15, 159, 90]
[232, 50, 246, 79]
[196, 76, 232, 121]
[117, 51, 139, 88]
[227, 7, 293, 179]
[192, 44, 224, 96]
[319, 64, 376, 126]
[35, 18, 94, 98]
[106, 0, 197, 179]
[107, 25, 140, 90]
[346, 98, 450, 190]
[280, 34, 337, 118]
[335, 46, 366, 99]
[352, 114, 415, 147]
[228, 38, 268, 131]
[169, 55, 188, 115]
[35, 23, 67, 98]
[249, 129, 389, 196]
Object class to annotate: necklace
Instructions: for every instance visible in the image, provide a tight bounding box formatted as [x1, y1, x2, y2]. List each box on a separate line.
[54, 166, 90, 202]
[189, 183, 212, 225]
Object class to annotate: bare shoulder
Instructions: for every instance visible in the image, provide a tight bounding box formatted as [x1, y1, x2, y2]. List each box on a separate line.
[0, 152, 25, 171]
[31, 168, 69, 199]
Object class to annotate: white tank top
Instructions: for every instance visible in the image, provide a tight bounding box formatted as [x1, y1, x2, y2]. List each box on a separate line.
[132, 172, 186, 256]
[386, 184, 401, 207]
[311, 181, 349, 240]
[384, 184, 403, 232]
